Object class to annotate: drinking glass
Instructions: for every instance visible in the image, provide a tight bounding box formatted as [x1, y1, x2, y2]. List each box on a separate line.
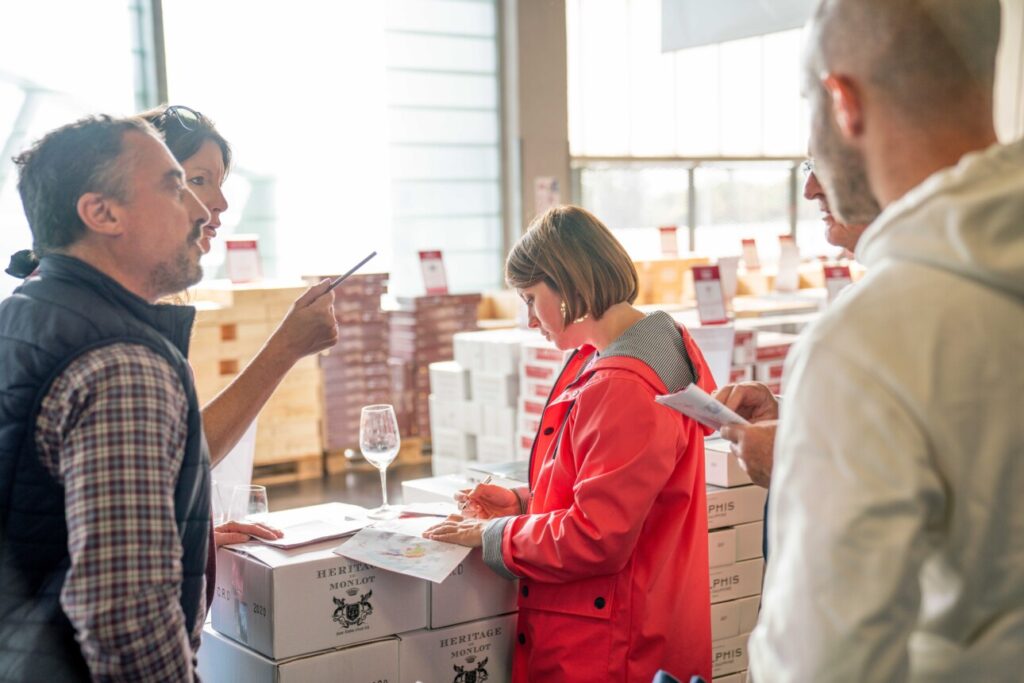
[360, 404, 401, 520]
[231, 484, 269, 523]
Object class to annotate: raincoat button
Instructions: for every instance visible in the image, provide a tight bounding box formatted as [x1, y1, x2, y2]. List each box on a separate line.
[543, 427, 554, 435]
[518, 633, 526, 645]
[594, 597, 606, 609]
[521, 585, 529, 597]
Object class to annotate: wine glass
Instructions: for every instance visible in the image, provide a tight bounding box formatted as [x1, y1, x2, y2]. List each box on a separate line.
[360, 404, 401, 520]
[231, 484, 269, 523]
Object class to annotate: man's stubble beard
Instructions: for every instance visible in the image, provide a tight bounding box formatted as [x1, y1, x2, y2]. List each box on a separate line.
[810, 93, 881, 226]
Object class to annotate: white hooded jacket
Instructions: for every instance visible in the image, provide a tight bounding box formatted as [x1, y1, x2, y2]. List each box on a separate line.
[748, 140, 1024, 682]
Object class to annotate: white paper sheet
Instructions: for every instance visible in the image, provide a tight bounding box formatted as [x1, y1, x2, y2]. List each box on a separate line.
[400, 502, 460, 518]
[334, 517, 472, 584]
[253, 518, 370, 549]
[656, 383, 750, 431]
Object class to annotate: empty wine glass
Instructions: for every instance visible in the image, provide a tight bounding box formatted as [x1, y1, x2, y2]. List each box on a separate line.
[231, 484, 269, 523]
[360, 404, 401, 520]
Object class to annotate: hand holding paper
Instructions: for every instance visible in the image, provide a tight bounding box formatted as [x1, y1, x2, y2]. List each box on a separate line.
[655, 383, 749, 431]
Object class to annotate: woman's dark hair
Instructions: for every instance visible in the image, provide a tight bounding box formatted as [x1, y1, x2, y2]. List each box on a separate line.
[140, 104, 232, 170]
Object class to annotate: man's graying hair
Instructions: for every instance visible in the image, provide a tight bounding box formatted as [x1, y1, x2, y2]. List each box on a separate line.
[13, 115, 157, 256]
[808, 0, 1001, 121]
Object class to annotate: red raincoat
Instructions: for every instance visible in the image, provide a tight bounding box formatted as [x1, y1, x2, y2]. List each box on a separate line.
[502, 325, 715, 682]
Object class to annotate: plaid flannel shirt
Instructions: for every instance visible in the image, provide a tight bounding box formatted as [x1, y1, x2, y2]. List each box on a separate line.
[35, 343, 203, 681]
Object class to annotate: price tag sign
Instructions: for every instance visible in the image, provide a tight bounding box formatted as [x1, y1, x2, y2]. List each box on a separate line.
[225, 235, 261, 283]
[659, 226, 679, 257]
[717, 256, 740, 301]
[824, 264, 853, 303]
[741, 238, 761, 271]
[775, 235, 800, 292]
[418, 250, 449, 295]
[692, 265, 729, 325]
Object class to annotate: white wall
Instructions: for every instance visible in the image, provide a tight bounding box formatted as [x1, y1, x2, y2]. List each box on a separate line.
[997, 0, 1024, 141]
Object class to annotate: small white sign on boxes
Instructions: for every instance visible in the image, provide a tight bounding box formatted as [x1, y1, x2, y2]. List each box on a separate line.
[198, 624, 399, 683]
[399, 614, 516, 683]
[212, 538, 429, 660]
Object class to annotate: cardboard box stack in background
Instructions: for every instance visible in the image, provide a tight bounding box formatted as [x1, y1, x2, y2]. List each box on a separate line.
[389, 294, 481, 448]
[706, 440, 768, 682]
[517, 336, 570, 460]
[190, 282, 323, 484]
[311, 273, 393, 473]
[201, 503, 518, 683]
[751, 331, 798, 395]
[427, 329, 531, 475]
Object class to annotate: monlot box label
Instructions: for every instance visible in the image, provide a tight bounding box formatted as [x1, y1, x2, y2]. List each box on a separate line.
[399, 614, 516, 683]
[213, 538, 428, 660]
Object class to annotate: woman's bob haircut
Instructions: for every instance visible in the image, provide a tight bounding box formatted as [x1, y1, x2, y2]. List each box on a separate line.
[505, 205, 639, 326]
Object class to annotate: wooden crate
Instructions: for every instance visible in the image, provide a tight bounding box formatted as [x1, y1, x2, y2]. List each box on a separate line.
[324, 437, 429, 475]
[252, 453, 323, 486]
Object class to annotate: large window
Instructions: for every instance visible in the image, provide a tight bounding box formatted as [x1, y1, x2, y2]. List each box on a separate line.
[0, 1, 149, 295]
[566, 0, 833, 260]
[162, 0, 503, 294]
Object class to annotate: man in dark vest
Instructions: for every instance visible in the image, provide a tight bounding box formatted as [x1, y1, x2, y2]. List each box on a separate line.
[0, 115, 212, 680]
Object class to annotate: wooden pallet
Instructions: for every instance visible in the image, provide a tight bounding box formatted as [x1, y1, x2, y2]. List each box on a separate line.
[252, 453, 323, 486]
[325, 437, 430, 475]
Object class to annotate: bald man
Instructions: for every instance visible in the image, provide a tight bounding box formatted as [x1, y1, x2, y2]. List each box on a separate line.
[746, 1, 1024, 681]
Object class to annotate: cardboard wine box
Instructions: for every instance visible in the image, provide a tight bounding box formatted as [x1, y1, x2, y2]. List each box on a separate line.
[198, 623, 399, 683]
[399, 614, 516, 683]
[706, 485, 768, 530]
[705, 438, 754, 488]
[428, 549, 518, 629]
[213, 539, 429, 660]
[710, 558, 764, 604]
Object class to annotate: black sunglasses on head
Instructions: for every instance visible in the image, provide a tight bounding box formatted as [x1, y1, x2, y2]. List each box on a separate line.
[161, 105, 204, 132]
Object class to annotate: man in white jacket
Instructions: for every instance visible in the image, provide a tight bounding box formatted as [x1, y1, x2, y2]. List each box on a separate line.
[748, 1, 1024, 681]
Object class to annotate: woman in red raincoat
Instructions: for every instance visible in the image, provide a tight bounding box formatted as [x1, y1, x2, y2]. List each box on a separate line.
[425, 206, 714, 683]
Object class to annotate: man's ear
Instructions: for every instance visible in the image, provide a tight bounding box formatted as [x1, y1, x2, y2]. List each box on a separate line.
[821, 74, 864, 140]
[76, 192, 123, 237]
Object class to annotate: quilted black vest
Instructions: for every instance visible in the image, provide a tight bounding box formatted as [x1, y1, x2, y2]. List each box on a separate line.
[0, 254, 210, 680]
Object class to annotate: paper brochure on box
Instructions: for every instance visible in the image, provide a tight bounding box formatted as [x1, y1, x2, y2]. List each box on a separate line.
[656, 383, 749, 431]
[335, 517, 472, 583]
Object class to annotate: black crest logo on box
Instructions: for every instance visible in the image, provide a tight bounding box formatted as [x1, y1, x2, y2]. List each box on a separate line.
[454, 656, 488, 683]
[332, 589, 373, 628]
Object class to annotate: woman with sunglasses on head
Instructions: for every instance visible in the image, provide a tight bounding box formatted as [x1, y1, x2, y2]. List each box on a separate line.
[141, 105, 340, 546]
[425, 206, 715, 682]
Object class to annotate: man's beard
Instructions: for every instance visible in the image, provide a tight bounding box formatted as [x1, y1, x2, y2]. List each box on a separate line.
[149, 220, 204, 298]
[810, 95, 881, 226]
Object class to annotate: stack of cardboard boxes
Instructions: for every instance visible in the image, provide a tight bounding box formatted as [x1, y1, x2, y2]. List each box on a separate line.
[427, 329, 538, 475]
[705, 439, 769, 682]
[389, 294, 481, 444]
[316, 273, 391, 464]
[515, 336, 570, 461]
[190, 282, 323, 483]
[200, 504, 518, 682]
[727, 329, 799, 396]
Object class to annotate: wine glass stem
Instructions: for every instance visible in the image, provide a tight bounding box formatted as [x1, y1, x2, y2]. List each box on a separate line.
[379, 468, 389, 507]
